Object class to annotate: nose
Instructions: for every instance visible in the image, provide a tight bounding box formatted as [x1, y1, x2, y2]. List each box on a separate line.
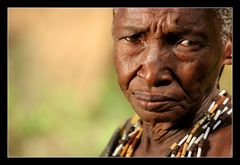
[137, 43, 173, 87]
[137, 62, 173, 87]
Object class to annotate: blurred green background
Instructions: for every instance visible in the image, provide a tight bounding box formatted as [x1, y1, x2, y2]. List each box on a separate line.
[8, 8, 232, 157]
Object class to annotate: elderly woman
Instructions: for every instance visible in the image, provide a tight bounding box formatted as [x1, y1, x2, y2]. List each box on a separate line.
[101, 8, 232, 157]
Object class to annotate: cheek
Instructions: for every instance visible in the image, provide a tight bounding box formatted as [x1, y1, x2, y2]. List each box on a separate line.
[179, 63, 206, 83]
[176, 56, 220, 94]
[113, 46, 138, 94]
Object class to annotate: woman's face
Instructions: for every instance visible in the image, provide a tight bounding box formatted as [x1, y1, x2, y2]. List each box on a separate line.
[112, 8, 226, 124]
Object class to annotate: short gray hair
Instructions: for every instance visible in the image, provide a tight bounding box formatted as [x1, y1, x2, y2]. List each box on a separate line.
[214, 8, 232, 44]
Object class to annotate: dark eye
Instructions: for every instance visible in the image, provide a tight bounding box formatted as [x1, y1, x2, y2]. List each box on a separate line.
[179, 39, 198, 47]
[175, 39, 202, 52]
[122, 33, 145, 44]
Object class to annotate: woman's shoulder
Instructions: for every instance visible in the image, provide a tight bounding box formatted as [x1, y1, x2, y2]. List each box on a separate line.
[207, 118, 232, 157]
[100, 114, 140, 156]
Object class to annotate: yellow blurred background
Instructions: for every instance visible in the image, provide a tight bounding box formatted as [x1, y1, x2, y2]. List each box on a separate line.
[8, 8, 232, 157]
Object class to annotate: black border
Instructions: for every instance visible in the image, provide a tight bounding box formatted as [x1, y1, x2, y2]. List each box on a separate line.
[0, 0, 238, 7]
[232, 1, 240, 160]
[0, 0, 7, 160]
[1, 0, 240, 162]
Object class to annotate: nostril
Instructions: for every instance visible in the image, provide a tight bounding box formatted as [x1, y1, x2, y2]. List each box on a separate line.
[137, 63, 173, 87]
[154, 80, 171, 87]
[151, 73, 172, 87]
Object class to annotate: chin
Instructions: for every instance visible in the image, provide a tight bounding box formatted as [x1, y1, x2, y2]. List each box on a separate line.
[133, 105, 188, 124]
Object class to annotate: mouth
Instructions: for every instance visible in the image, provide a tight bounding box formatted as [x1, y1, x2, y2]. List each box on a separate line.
[132, 91, 180, 112]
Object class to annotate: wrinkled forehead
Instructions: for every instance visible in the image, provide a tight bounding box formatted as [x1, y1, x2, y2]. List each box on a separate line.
[114, 8, 211, 21]
[113, 8, 215, 33]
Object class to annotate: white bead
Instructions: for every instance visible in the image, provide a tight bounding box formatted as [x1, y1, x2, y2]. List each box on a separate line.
[194, 133, 204, 144]
[223, 97, 229, 105]
[178, 134, 189, 146]
[221, 107, 228, 115]
[227, 108, 232, 115]
[202, 122, 209, 130]
[112, 144, 123, 156]
[219, 90, 226, 96]
[197, 147, 202, 157]
[208, 101, 216, 112]
[170, 154, 175, 157]
[198, 117, 207, 125]
[128, 129, 139, 137]
[187, 151, 192, 157]
[186, 134, 193, 143]
[203, 127, 210, 139]
[213, 120, 222, 130]
[122, 133, 127, 140]
[213, 110, 221, 120]
[187, 136, 197, 151]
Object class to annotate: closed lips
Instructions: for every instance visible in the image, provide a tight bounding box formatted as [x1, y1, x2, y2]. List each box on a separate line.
[133, 91, 179, 102]
[132, 91, 179, 111]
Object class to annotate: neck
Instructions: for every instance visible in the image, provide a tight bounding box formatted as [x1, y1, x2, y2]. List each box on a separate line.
[138, 82, 220, 155]
[192, 81, 220, 124]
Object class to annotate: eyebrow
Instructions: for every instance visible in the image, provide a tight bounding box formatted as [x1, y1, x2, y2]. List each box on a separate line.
[163, 23, 209, 38]
[114, 23, 208, 41]
[114, 25, 149, 37]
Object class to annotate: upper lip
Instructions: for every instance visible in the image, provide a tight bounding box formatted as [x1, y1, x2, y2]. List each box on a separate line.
[133, 91, 179, 102]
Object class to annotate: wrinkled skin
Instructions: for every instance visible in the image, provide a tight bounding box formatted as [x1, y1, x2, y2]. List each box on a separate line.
[112, 8, 232, 156]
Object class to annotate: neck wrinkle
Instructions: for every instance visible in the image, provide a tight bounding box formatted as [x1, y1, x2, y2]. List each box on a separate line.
[192, 81, 220, 125]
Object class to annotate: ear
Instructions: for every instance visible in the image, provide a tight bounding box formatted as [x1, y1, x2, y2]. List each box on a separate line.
[222, 33, 232, 65]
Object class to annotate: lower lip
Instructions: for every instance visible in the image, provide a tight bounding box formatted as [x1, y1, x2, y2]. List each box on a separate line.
[136, 99, 172, 112]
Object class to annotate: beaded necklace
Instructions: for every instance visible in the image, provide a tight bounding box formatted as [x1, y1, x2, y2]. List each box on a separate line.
[111, 90, 232, 157]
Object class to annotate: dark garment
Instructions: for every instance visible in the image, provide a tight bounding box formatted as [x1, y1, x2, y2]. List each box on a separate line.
[100, 116, 138, 157]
